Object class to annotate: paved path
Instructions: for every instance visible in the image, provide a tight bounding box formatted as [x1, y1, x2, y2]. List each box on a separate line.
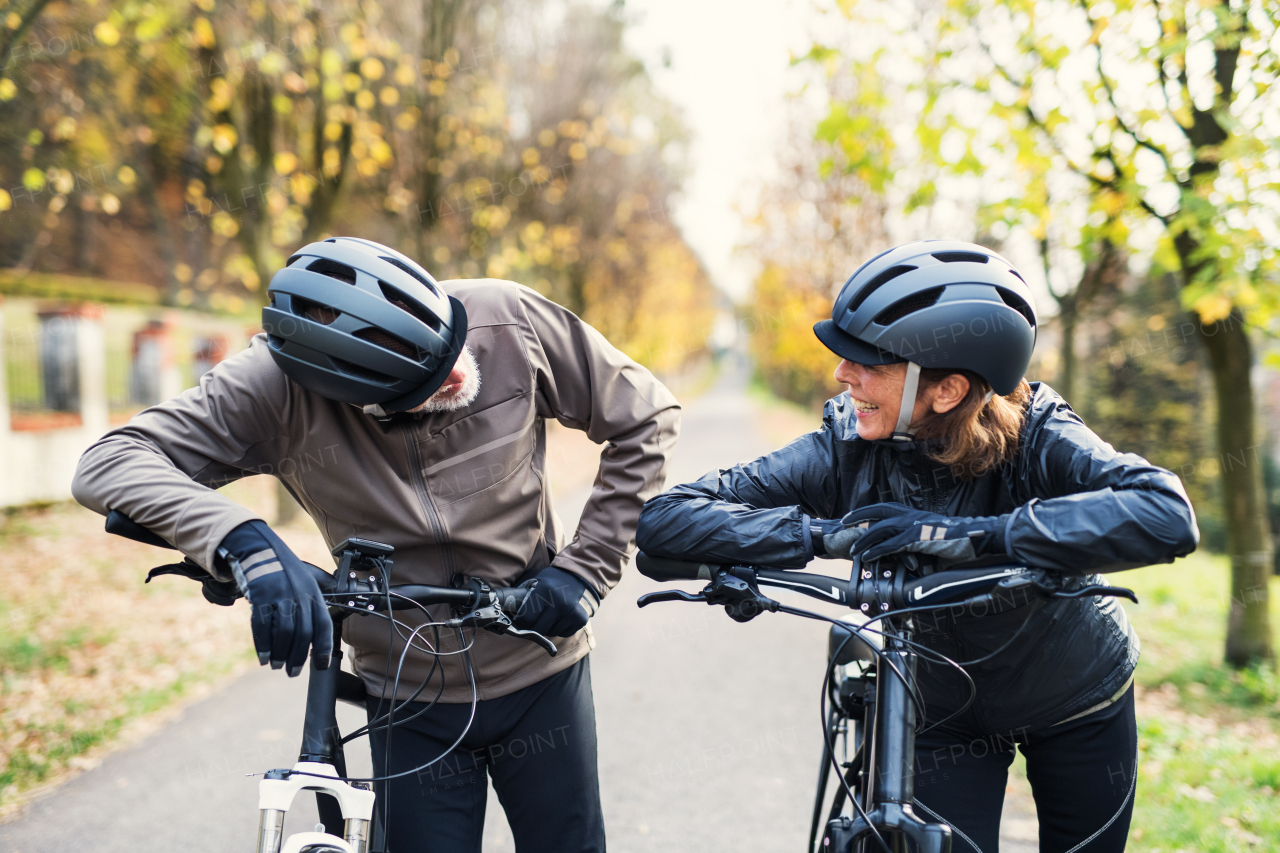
[1, 362, 1036, 852]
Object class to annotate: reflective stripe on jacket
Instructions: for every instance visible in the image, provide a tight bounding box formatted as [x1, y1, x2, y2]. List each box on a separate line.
[636, 383, 1197, 732]
[74, 279, 681, 702]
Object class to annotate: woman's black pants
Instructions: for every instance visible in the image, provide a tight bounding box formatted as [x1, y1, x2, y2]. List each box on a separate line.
[365, 655, 605, 853]
[912, 685, 1137, 853]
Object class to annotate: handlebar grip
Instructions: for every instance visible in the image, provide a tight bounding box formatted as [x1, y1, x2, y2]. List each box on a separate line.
[105, 510, 177, 550]
[307, 563, 338, 593]
[493, 586, 529, 614]
[636, 552, 721, 583]
[901, 565, 1033, 606]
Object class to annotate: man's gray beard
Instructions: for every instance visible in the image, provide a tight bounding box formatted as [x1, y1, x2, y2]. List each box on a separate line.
[411, 345, 481, 413]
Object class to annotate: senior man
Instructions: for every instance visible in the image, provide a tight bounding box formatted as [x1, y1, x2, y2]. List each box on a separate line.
[73, 236, 680, 853]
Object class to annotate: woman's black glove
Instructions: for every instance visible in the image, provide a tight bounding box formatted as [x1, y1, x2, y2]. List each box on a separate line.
[820, 503, 915, 559]
[513, 566, 600, 638]
[219, 520, 333, 677]
[836, 502, 1010, 566]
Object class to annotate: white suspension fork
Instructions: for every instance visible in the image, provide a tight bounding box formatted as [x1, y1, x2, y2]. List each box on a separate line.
[255, 761, 376, 853]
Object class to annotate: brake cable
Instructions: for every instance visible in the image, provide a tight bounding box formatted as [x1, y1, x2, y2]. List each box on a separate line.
[818, 630, 894, 853]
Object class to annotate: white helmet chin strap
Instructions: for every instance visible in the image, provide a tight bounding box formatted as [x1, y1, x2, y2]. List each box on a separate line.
[891, 361, 921, 441]
[890, 366, 999, 442]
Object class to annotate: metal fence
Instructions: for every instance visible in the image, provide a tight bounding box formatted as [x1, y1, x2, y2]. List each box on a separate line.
[5, 299, 252, 430]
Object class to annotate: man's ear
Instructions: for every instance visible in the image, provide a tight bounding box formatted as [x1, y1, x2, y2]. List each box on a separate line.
[931, 373, 971, 414]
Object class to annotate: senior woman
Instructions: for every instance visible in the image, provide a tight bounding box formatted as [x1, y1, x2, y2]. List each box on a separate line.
[636, 241, 1198, 853]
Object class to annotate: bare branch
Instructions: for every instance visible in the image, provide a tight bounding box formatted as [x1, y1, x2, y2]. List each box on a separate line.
[1077, 0, 1177, 183]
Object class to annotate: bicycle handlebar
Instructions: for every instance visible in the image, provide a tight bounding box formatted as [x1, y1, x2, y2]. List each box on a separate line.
[635, 552, 1137, 615]
[109, 510, 556, 655]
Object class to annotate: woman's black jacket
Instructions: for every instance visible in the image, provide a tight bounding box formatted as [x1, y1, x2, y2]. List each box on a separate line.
[636, 382, 1198, 733]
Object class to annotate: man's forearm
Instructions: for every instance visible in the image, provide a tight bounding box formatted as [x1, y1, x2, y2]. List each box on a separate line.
[555, 406, 680, 597]
[73, 431, 262, 573]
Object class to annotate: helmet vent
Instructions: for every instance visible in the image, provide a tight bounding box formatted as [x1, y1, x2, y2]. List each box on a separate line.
[355, 327, 421, 360]
[848, 265, 916, 313]
[932, 251, 989, 264]
[381, 256, 440, 296]
[293, 297, 340, 325]
[331, 356, 393, 384]
[307, 258, 357, 285]
[873, 287, 944, 326]
[996, 288, 1036, 327]
[380, 283, 442, 332]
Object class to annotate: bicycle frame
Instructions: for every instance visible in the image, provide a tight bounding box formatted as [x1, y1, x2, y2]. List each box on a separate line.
[822, 617, 951, 853]
[108, 511, 556, 853]
[255, 627, 377, 853]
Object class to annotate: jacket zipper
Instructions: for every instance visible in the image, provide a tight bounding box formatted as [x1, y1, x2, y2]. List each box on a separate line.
[402, 426, 455, 580]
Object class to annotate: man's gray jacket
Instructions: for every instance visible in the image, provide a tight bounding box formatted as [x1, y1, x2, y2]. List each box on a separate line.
[74, 279, 681, 701]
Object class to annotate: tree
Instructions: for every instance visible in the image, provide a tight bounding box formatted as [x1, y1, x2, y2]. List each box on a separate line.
[740, 80, 890, 408]
[817, 0, 1280, 665]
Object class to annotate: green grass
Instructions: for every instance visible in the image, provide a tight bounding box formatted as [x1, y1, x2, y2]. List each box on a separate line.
[0, 627, 105, 675]
[0, 664, 243, 800]
[1121, 552, 1280, 850]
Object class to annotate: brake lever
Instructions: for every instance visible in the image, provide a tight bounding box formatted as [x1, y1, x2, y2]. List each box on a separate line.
[448, 605, 559, 657]
[499, 625, 559, 657]
[637, 589, 707, 608]
[1052, 584, 1139, 604]
[144, 559, 209, 583]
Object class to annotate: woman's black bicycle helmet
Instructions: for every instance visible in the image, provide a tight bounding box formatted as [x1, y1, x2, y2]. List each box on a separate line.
[814, 240, 1037, 437]
[262, 237, 467, 413]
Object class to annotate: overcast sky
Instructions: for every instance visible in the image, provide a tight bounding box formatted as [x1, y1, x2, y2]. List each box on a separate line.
[620, 0, 824, 300]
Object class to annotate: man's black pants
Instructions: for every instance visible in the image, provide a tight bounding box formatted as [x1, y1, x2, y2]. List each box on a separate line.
[365, 655, 605, 853]
[912, 685, 1137, 853]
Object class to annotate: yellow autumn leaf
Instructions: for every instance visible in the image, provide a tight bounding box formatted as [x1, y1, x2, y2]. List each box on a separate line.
[0, 78, 16, 101]
[22, 168, 46, 191]
[1193, 293, 1234, 324]
[274, 151, 299, 174]
[360, 58, 384, 80]
[193, 17, 216, 49]
[94, 21, 120, 47]
[211, 123, 238, 154]
[379, 86, 399, 106]
[0, 189, 10, 211]
[355, 89, 376, 110]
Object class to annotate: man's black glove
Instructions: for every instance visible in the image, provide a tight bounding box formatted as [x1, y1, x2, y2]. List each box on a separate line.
[513, 566, 600, 638]
[841, 502, 1010, 566]
[219, 520, 333, 677]
[201, 574, 241, 607]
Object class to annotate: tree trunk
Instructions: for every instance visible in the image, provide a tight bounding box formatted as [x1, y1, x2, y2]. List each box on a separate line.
[1195, 311, 1274, 666]
[1057, 295, 1078, 406]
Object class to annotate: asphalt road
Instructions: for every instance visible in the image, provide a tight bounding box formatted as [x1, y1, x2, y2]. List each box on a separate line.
[1, 363, 1037, 852]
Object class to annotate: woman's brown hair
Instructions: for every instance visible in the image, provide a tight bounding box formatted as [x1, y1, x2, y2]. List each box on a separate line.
[910, 368, 1031, 479]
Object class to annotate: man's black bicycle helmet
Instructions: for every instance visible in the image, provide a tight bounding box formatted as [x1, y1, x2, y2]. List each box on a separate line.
[263, 237, 467, 413]
[814, 240, 1037, 437]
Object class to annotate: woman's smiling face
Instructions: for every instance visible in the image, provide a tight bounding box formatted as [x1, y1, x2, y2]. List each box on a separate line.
[833, 359, 972, 440]
[833, 359, 908, 440]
